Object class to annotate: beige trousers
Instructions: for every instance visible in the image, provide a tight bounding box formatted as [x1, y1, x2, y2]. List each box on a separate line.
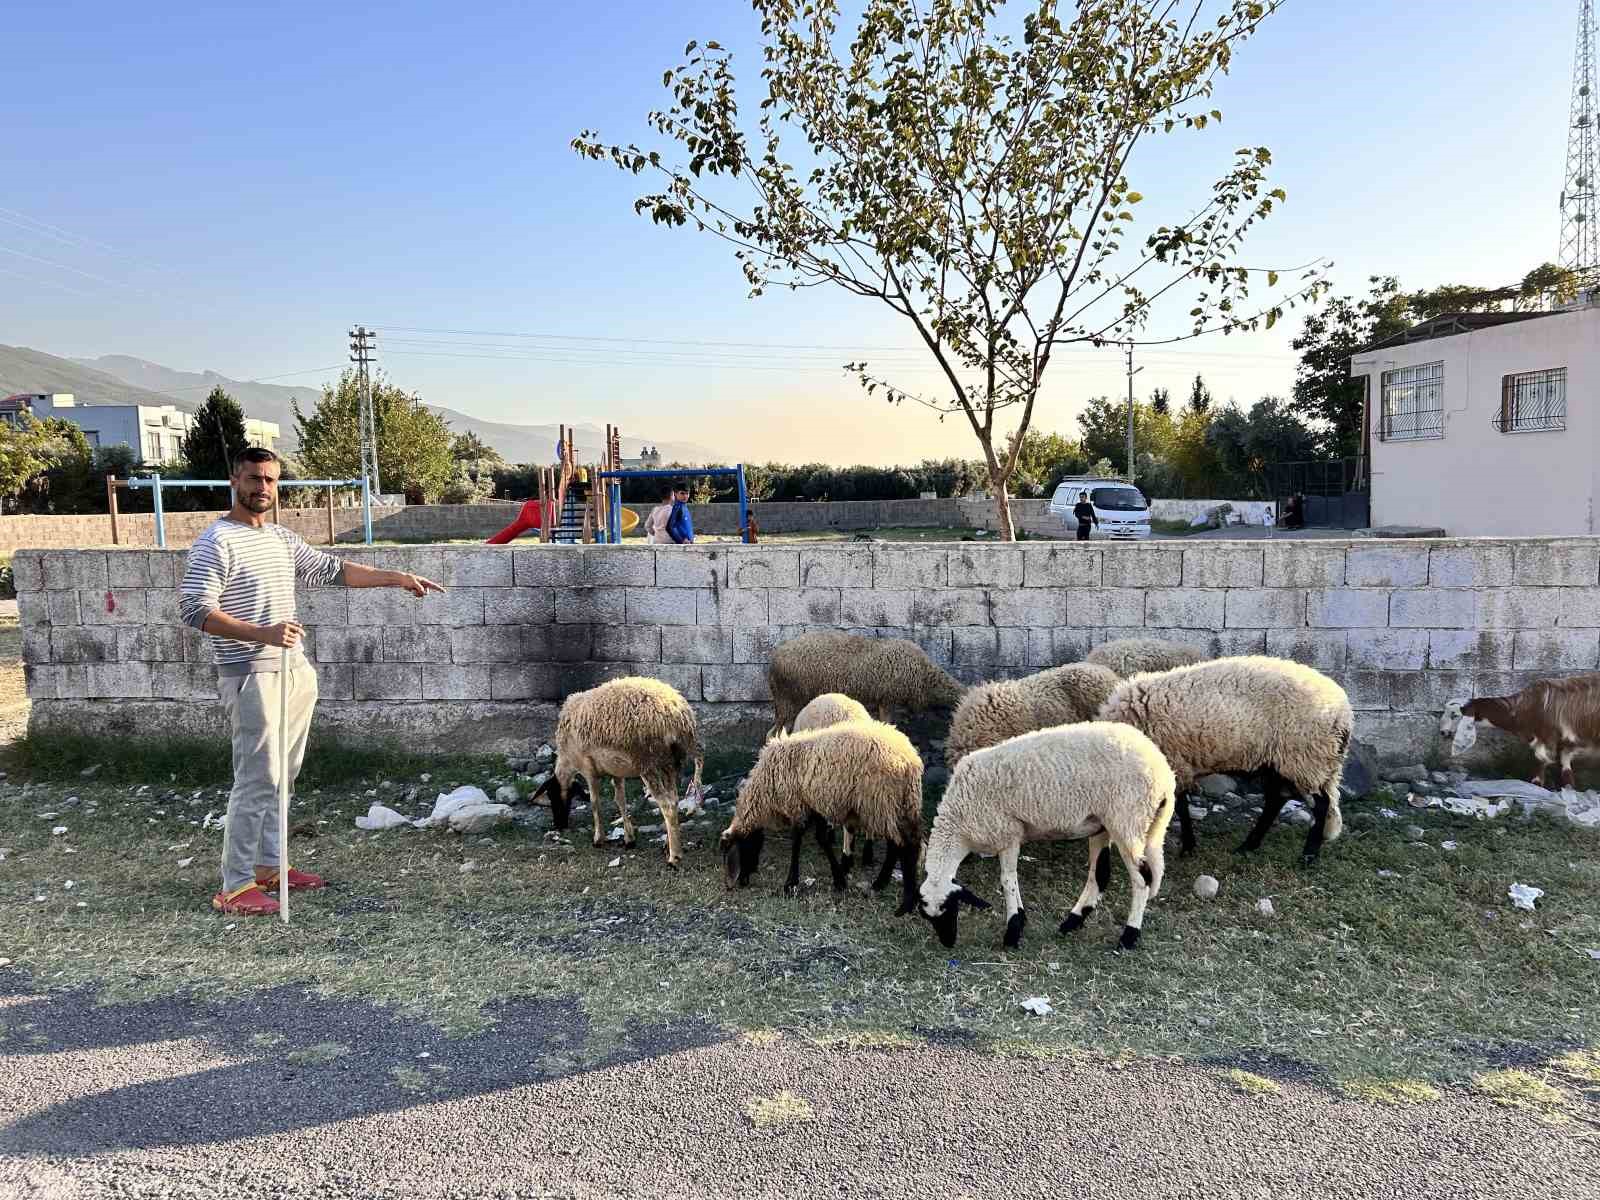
[218, 661, 319, 891]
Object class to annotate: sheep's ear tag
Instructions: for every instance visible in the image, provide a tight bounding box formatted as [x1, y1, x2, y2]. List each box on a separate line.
[1452, 716, 1478, 756]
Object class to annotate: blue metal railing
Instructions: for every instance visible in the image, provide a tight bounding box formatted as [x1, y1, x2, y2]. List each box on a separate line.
[593, 465, 751, 543]
[125, 475, 373, 547]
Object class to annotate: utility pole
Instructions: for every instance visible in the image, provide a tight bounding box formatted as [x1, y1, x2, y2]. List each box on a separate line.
[348, 326, 380, 499]
[1124, 342, 1143, 482]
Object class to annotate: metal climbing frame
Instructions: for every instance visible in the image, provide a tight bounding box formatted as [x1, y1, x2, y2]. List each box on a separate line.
[124, 474, 374, 547]
[593, 466, 752, 544]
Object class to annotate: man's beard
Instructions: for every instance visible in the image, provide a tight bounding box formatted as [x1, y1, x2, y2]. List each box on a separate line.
[240, 494, 274, 513]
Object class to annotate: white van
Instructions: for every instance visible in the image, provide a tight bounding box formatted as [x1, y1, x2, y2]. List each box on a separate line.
[1048, 477, 1152, 540]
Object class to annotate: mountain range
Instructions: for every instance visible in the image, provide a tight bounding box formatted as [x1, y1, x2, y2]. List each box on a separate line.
[0, 344, 722, 465]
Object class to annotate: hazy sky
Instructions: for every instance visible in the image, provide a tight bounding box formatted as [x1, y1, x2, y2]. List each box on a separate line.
[1, 0, 1580, 464]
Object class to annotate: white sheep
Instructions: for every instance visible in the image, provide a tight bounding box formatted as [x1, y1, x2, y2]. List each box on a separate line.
[767, 631, 964, 735]
[528, 676, 705, 866]
[1097, 655, 1352, 862]
[944, 662, 1120, 768]
[791, 692, 872, 733]
[916, 722, 1175, 952]
[720, 718, 924, 913]
[1084, 636, 1206, 679]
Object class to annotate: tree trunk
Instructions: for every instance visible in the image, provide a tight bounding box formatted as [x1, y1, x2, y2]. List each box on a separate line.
[990, 473, 1016, 542]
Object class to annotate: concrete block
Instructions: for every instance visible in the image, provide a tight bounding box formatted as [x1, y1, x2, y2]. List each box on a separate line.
[1223, 589, 1305, 629]
[636, 664, 704, 701]
[144, 589, 181, 627]
[315, 627, 383, 664]
[798, 547, 874, 589]
[732, 627, 782, 665]
[1335, 671, 1392, 711]
[151, 663, 219, 701]
[1214, 630, 1267, 657]
[663, 626, 733, 664]
[578, 548, 657, 588]
[512, 547, 584, 588]
[52, 626, 118, 664]
[526, 624, 596, 663]
[21, 627, 51, 665]
[117, 625, 188, 663]
[450, 626, 530, 664]
[766, 589, 842, 626]
[1182, 547, 1263, 588]
[654, 547, 726, 589]
[1429, 630, 1516, 672]
[1022, 547, 1101, 588]
[1347, 629, 1428, 671]
[1306, 589, 1391, 628]
[1389, 589, 1475, 629]
[625, 588, 700, 626]
[1514, 629, 1600, 671]
[1394, 671, 1478, 713]
[80, 589, 148, 625]
[913, 589, 989, 627]
[1475, 588, 1561, 629]
[42, 552, 108, 592]
[10, 551, 43, 593]
[1027, 627, 1092, 668]
[952, 627, 1028, 670]
[1263, 543, 1350, 588]
[301, 588, 350, 626]
[440, 549, 514, 587]
[872, 547, 946, 590]
[948, 548, 1023, 588]
[990, 589, 1066, 628]
[1514, 543, 1599, 586]
[841, 589, 916, 628]
[1559, 588, 1600, 628]
[1429, 544, 1514, 588]
[911, 626, 955, 669]
[45, 591, 80, 625]
[728, 549, 801, 589]
[489, 664, 550, 701]
[1265, 629, 1347, 671]
[557, 590, 626, 625]
[17, 592, 50, 630]
[86, 661, 153, 698]
[24, 665, 59, 700]
[594, 625, 664, 662]
[354, 664, 424, 701]
[1346, 545, 1429, 587]
[314, 663, 355, 701]
[146, 552, 180, 589]
[384, 626, 452, 664]
[702, 665, 772, 703]
[1145, 589, 1226, 629]
[1066, 589, 1146, 627]
[482, 588, 557, 626]
[423, 664, 492, 701]
[697, 588, 770, 627]
[1101, 547, 1181, 588]
[107, 553, 151, 588]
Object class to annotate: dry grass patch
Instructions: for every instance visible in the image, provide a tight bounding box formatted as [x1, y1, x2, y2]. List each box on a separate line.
[285, 1041, 350, 1067]
[1474, 1069, 1571, 1121]
[744, 1090, 815, 1129]
[1226, 1069, 1282, 1097]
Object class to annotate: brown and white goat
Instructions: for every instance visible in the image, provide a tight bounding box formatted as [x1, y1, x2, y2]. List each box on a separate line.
[1441, 674, 1600, 789]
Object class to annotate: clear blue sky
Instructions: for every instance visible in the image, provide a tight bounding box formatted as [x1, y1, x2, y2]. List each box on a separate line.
[0, 0, 1579, 464]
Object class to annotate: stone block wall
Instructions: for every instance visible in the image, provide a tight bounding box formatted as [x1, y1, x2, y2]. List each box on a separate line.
[18, 538, 1600, 763]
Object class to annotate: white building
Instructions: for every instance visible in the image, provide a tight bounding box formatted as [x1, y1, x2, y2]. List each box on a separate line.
[1349, 299, 1600, 536]
[0, 393, 280, 463]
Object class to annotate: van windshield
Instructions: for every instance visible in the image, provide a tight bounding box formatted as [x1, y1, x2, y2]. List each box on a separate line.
[1091, 487, 1147, 512]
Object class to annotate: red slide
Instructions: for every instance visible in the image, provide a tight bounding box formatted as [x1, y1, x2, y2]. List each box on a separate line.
[486, 498, 544, 545]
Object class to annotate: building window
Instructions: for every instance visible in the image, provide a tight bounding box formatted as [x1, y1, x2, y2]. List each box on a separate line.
[1496, 367, 1567, 433]
[146, 433, 163, 462]
[1379, 361, 1444, 442]
[83, 430, 99, 449]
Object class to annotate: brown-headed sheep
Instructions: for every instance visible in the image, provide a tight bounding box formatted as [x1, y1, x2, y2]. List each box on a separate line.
[529, 676, 705, 866]
[1085, 636, 1206, 679]
[1097, 655, 1352, 863]
[944, 662, 1120, 769]
[1441, 674, 1600, 788]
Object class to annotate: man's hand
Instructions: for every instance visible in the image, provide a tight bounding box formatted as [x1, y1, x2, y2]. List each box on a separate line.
[262, 621, 305, 649]
[394, 573, 445, 598]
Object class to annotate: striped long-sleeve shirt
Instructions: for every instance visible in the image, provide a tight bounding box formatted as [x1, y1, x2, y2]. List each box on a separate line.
[178, 518, 346, 675]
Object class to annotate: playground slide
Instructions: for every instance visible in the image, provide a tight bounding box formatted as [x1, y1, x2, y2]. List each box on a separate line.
[485, 499, 639, 544]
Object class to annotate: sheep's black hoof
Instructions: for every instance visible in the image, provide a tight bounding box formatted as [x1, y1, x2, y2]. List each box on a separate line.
[1059, 908, 1091, 935]
[1003, 910, 1027, 948]
[1118, 925, 1142, 951]
[1300, 852, 1321, 867]
[664, 859, 680, 871]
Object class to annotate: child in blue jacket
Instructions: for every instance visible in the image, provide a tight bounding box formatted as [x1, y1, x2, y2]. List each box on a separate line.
[667, 481, 695, 544]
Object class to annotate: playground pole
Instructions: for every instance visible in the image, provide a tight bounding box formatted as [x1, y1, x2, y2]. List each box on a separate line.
[361, 475, 373, 545]
[106, 475, 120, 546]
[736, 465, 751, 544]
[152, 473, 166, 549]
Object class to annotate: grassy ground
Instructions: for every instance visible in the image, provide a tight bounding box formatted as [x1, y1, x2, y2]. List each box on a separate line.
[4, 733, 1599, 1097]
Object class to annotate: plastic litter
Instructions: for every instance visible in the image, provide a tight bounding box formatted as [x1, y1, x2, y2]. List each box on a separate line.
[1019, 996, 1054, 1016]
[1256, 898, 1276, 917]
[355, 804, 411, 832]
[1508, 883, 1545, 911]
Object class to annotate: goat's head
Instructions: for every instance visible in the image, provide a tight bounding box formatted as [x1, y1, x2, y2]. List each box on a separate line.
[1439, 698, 1479, 755]
[916, 878, 990, 948]
[720, 827, 764, 889]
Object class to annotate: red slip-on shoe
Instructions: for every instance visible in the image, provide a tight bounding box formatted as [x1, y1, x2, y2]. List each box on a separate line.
[256, 867, 326, 891]
[211, 883, 281, 916]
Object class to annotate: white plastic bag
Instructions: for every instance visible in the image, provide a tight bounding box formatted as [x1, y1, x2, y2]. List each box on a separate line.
[355, 804, 412, 832]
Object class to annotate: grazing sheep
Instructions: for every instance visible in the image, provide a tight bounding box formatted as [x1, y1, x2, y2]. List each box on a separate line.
[791, 692, 872, 733]
[1097, 656, 1352, 863]
[528, 677, 705, 866]
[720, 719, 924, 914]
[1085, 636, 1206, 679]
[766, 631, 964, 736]
[1441, 674, 1600, 788]
[916, 722, 1175, 952]
[944, 662, 1120, 769]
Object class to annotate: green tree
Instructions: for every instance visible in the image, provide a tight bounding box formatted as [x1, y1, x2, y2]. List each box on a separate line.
[1187, 374, 1212, 414]
[451, 430, 504, 464]
[1289, 276, 1410, 458]
[575, 0, 1322, 540]
[1206, 396, 1317, 497]
[1150, 387, 1171, 416]
[293, 370, 455, 503]
[1004, 429, 1087, 497]
[0, 416, 55, 511]
[180, 386, 252, 481]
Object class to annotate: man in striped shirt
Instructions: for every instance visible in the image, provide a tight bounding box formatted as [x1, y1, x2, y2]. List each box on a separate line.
[179, 448, 444, 916]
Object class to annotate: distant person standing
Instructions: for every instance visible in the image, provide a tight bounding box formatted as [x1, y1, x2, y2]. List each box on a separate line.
[1072, 490, 1098, 542]
[667, 480, 695, 544]
[645, 484, 675, 544]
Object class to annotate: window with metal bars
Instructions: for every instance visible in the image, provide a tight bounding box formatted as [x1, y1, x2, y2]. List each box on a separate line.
[1495, 367, 1567, 433]
[1379, 361, 1444, 441]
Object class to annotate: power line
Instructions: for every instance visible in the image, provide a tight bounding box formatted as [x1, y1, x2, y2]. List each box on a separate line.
[0, 205, 172, 275]
[0, 244, 151, 294]
[0, 265, 97, 298]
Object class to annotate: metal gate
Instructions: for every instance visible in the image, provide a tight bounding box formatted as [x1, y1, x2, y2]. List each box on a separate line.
[1268, 457, 1370, 530]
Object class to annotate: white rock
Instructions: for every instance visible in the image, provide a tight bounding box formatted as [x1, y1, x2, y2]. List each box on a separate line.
[1508, 882, 1544, 911]
[458, 860, 477, 874]
[607, 857, 622, 868]
[419, 773, 432, 783]
[494, 785, 520, 805]
[37, 811, 59, 820]
[0, 958, 10, 967]
[1197, 774, 1237, 798]
[537, 744, 554, 760]
[64, 880, 74, 890]
[1441, 840, 1459, 851]
[50, 826, 67, 837]
[177, 856, 195, 868]
[1378, 808, 1399, 820]
[1377, 869, 1397, 879]
[1188, 805, 1209, 821]
[1256, 898, 1276, 918]
[1019, 996, 1054, 1017]
[1405, 825, 1426, 840]
[1193, 874, 1220, 900]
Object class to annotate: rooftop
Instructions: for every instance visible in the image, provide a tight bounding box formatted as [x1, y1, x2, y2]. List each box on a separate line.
[1357, 310, 1559, 354]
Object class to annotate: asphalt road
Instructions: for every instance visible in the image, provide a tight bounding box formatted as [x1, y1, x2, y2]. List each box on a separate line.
[2, 973, 1595, 1200]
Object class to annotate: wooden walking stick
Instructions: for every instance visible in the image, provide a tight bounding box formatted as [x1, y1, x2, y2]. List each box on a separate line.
[278, 652, 291, 924]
